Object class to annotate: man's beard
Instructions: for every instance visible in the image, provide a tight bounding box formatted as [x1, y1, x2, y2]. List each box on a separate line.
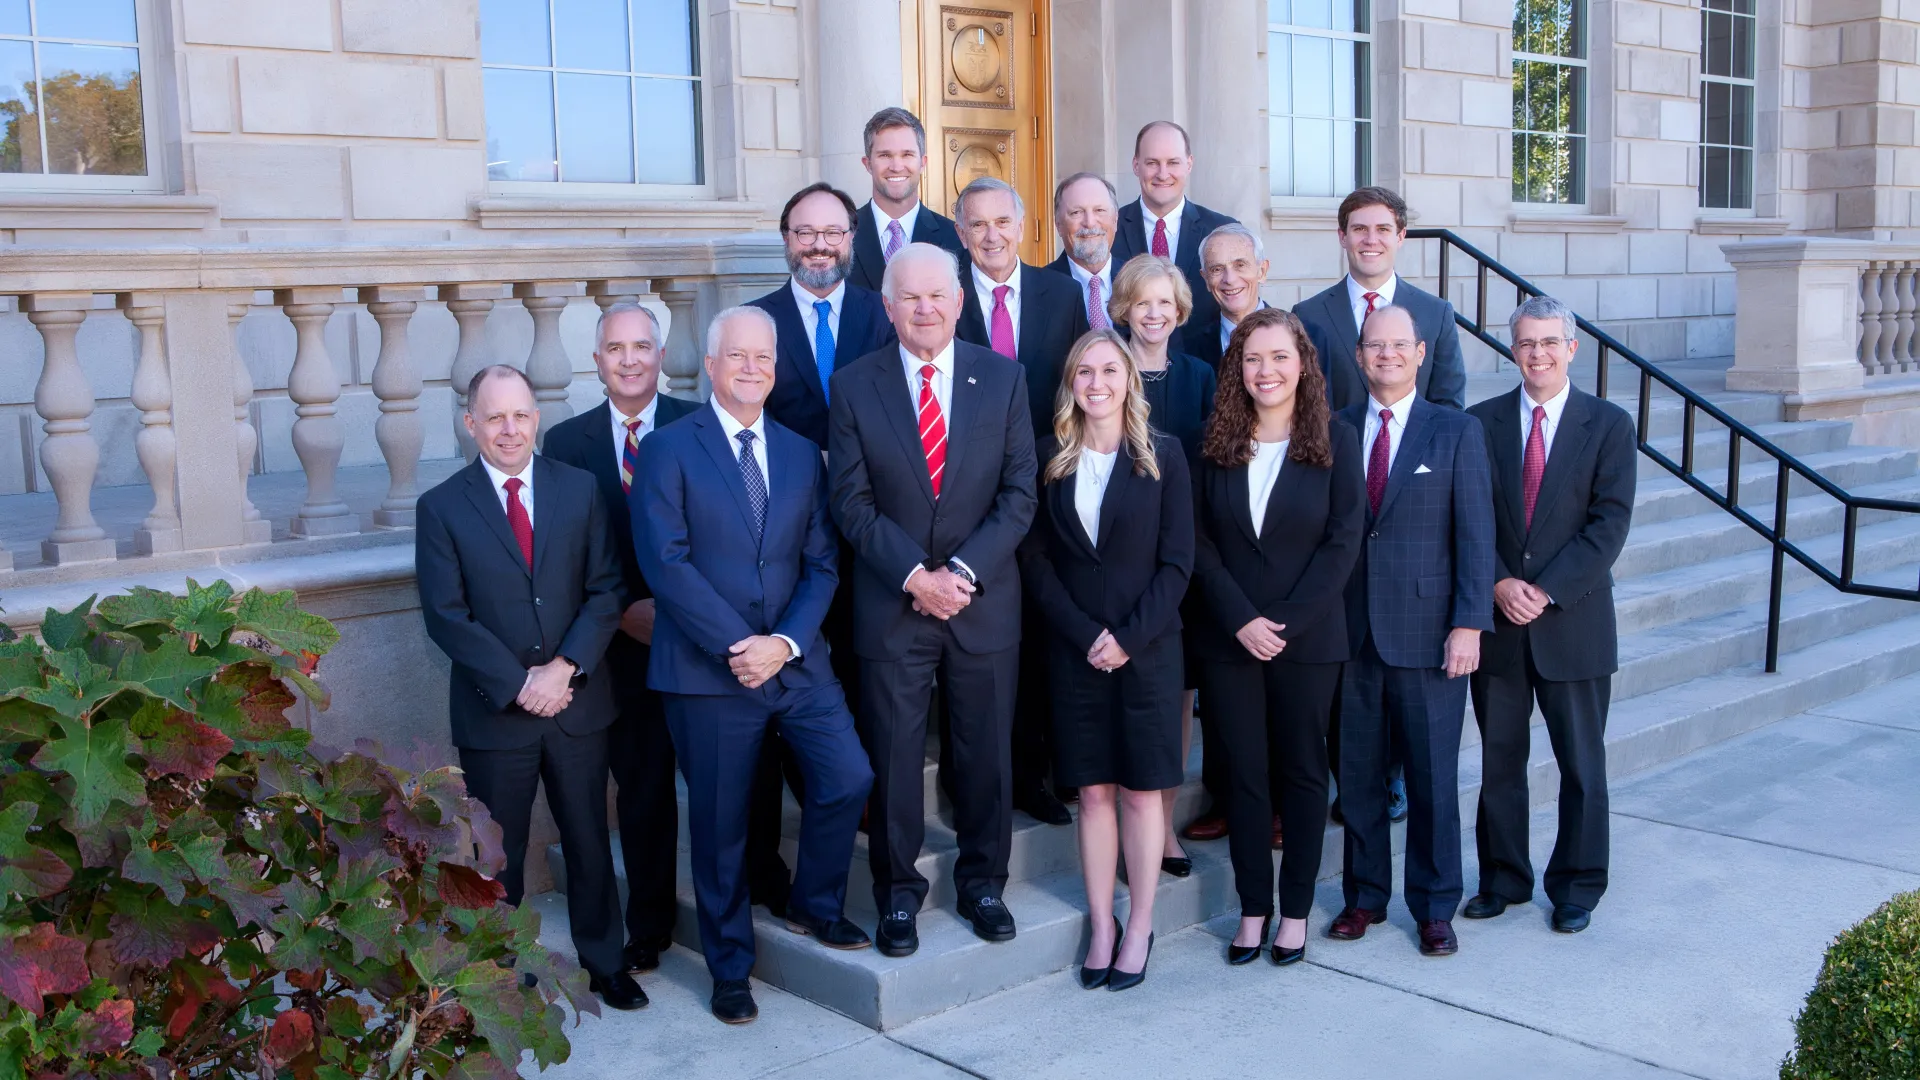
[1070, 230, 1111, 268]
[789, 247, 851, 292]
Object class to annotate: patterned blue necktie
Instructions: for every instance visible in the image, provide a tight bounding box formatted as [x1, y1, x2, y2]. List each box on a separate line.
[813, 299, 837, 403]
[736, 429, 767, 539]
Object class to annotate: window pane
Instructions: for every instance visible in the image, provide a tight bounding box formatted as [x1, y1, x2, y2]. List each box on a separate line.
[484, 67, 557, 180]
[1294, 34, 1332, 117]
[1704, 10, 1729, 76]
[631, 0, 695, 75]
[1295, 117, 1334, 196]
[1332, 39, 1357, 117]
[35, 0, 136, 43]
[1336, 0, 1367, 33]
[554, 0, 627, 71]
[1731, 82, 1753, 146]
[1291, 0, 1332, 29]
[1703, 80, 1730, 145]
[1731, 147, 1752, 208]
[1515, 132, 1582, 203]
[1269, 116, 1292, 196]
[634, 76, 698, 184]
[1732, 13, 1754, 79]
[481, 0, 552, 66]
[1702, 144, 1730, 207]
[1268, 31, 1291, 116]
[1269, 0, 1291, 23]
[1333, 119, 1357, 192]
[556, 71, 632, 181]
[1514, 0, 1578, 57]
[0, 38, 39, 172]
[38, 42, 143, 175]
[0, 0, 26, 36]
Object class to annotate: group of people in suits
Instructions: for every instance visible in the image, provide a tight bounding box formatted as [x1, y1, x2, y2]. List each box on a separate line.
[411, 106, 1637, 1025]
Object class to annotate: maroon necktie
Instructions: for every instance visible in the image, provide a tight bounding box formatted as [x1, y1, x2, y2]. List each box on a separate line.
[1367, 409, 1392, 517]
[1522, 404, 1547, 527]
[503, 476, 533, 569]
[1151, 217, 1169, 259]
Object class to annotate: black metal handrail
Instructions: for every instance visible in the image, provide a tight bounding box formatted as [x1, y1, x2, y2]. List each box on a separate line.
[1406, 227, 1920, 672]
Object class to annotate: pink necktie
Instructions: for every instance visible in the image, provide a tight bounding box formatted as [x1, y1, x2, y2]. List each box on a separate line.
[1087, 276, 1110, 330]
[1151, 218, 1169, 259]
[884, 220, 905, 262]
[990, 284, 1015, 359]
[1523, 404, 1547, 527]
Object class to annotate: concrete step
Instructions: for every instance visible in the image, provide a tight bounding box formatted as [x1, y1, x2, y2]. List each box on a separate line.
[1628, 445, 1920, 527]
[1615, 475, 1920, 580]
[1634, 419, 1854, 480]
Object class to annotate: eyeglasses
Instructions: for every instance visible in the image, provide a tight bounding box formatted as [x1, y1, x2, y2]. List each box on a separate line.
[786, 227, 849, 244]
[1512, 337, 1568, 353]
[1360, 339, 1417, 355]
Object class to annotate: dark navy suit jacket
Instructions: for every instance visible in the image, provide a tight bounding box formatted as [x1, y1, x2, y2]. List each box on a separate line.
[1295, 278, 1468, 412]
[1337, 397, 1495, 669]
[748, 280, 896, 449]
[541, 395, 699, 606]
[849, 201, 969, 294]
[633, 403, 841, 698]
[1110, 197, 1238, 359]
[956, 263, 1090, 441]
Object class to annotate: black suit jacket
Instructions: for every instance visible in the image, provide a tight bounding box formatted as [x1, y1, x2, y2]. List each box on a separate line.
[541, 395, 700, 607]
[956, 263, 1090, 440]
[1191, 417, 1367, 666]
[1183, 301, 1275, 373]
[748, 280, 897, 449]
[849, 201, 970, 294]
[1468, 387, 1636, 682]
[828, 341, 1039, 660]
[1111, 197, 1238, 359]
[1294, 278, 1468, 412]
[1019, 433, 1194, 659]
[415, 456, 624, 750]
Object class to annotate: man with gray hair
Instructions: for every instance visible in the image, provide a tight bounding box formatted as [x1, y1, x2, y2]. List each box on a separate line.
[849, 107, 969, 293]
[1464, 294, 1634, 935]
[1046, 170, 1121, 331]
[1187, 222, 1272, 373]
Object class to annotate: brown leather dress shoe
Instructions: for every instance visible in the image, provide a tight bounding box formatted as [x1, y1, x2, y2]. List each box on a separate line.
[1182, 811, 1229, 842]
[1418, 920, 1459, 956]
[1327, 907, 1386, 940]
[1270, 815, 1284, 850]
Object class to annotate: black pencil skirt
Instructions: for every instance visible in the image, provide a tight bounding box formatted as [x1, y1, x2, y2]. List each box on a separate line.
[1047, 632, 1186, 792]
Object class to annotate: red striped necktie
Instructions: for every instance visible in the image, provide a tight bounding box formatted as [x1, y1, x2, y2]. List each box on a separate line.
[918, 363, 947, 497]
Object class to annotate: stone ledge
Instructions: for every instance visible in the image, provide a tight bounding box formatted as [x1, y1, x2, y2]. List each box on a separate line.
[0, 194, 221, 232]
[1695, 215, 1793, 236]
[471, 197, 768, 232]
[1509, 210, 1630, 234]
[1265, 199, 1340, 231]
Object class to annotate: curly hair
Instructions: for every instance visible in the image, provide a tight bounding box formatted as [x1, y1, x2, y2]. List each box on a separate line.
[1044, 329, 1162, 484]
[1200, 307, 1334, 470]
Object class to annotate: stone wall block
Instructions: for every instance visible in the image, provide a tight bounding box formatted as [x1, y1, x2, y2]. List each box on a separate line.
[1457, 0, 1511, 27]
[1402, 177, 1463, 227]
[238, 56, 439, 139]
[1497, 232, 1568, 276]
[1460, 78, 1509, 126]
[1658, 185, 1700, 231]
[183, 0, 333, 50]
[1657, 274, 1715, 317]
[1808, 146, 1880, 189]
[1597, 275, 1660, 321]
[1615, 95, 1660, 140]
[1659, 5, 1702, 53]
[740, 84, 776, 151]
[1567, 232, 1631, 275]
[445, 66, 485, 142]
[774, 85, 804, 151]
[341, 0, 480, 58]
[1530, 276, 1598, 315]
[1630, 231, 1689, 274]
[1404, 72, 1463, 124]
[1811, 62, 1889, 109]
[1459, 177, 1512, 227]
[1420, 23, 1500, 77]
[1615, 1, 1663, 47]
[1659, 99, 1699, 142]
[1627, 49, 1693, 97]
[350, 146, 485, 220]
[737, 11, 802, 80]
[1403, 0, 1461, 19]
[186, 54, 233, 134]
[1628, 140, 1693, 186]
[191, 144, 346, 221]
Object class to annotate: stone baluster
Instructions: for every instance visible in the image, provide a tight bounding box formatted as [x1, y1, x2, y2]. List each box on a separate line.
[228, 299, 272, 544]
[360, 286, 426, 529]
[25, 293, 116, 564]
[1894, 265, 1917, 373]
[1878, 262, 1902, 374]
[514, 282, 580, 444]
[654, 280, 706, 399]
[1860, 264, 1883, 371]
[588, 278, 650, 313]
[275, 288, 357, 537]
[439, 283, 499, 461]
[118, 294, 182, 554]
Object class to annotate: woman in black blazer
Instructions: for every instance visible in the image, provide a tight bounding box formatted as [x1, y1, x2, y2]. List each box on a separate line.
[1019, 328, 1194, 992]
[1192, 306, 1365, 967]
[1109, 254, 1219, 875]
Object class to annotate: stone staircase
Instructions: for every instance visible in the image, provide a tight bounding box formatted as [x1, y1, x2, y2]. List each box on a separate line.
[547, 358, 1920, 1030]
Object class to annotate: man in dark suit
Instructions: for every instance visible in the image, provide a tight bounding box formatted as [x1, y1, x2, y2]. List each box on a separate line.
[848, 107, 968, 294]
[1465, 296, 1635, 935]
[1109, 120, 1239, 358]
[1186, 222, 1272, 373]
[1046, 171, 1120, 332]
[952, 174, 1087, 826]
[1294, 186, 1468, 412]
[415, 364, 647, 1010]
[540, 304, 697, 979]
[828, 242, 1039, 957]
[634, 306, 874, 1025]
[1330, 304, 1494, 958]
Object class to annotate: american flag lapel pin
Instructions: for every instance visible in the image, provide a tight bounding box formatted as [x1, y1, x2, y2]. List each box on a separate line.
[967, 376, 977, 384]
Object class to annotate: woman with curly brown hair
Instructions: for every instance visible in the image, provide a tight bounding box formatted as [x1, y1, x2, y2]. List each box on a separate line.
[1191, 306, 1365, 967]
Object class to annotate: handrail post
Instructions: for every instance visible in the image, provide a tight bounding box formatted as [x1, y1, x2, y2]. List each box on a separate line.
[1841, 504, 1859, 587]
[1436, 240, 1450, 303]
[1766, 465, 1792, 673]
[1595, 340, 1609, 399]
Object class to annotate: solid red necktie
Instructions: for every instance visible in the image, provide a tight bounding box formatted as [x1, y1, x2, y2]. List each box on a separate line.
[1522, 404, 1548, 527]
[918, 364, 947, 497]
[1151, 217, 1169, 259]
[503, 476, 533, 569]
[1367, 409, 1392, 517]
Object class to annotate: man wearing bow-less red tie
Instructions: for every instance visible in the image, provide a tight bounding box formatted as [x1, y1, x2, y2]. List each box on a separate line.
[828, 242, 1038, 958]
[1109, 121, 1238, 361]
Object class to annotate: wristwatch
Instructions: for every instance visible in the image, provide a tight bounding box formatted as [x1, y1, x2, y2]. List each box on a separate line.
[946, 558, 980, 595]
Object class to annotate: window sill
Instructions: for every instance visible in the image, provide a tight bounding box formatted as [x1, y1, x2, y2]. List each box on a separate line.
[1695, 215, 1791, 235]
[472, 196, 766, 232]
[1266, 199, 1341, 231]
[1508, 210, 1629, 234]
[0, 193, 219, 231]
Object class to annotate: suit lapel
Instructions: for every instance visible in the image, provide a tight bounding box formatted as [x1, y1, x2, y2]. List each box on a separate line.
[1486, 389, 1527, 542]
[764, 424, 798, 553]
[1016, 268, 1045, 364]
[1376, 399, 1438, 522]
[1321, 286, 1362, 389]
[855, 203, 885, 285]
[579, 401, 622, 503]
[1175, 201, 1205, 272]
[1255, 447, 1305, 543]
[911, 205, 941, 245]
[958, 273, 990, 348]
[691, 407, 764, 544]
[1228, 461, 1260, 545]
[1053, 471, 1097, 561]
[1527, 390, 1595, 536]
[1119, 201, 1145, 261]
[463, 460, 532, 577]
[530, 456, 558, 576]
[942, 347, 980, 491]
[875, 355, 938, 505]
[768, 285, 826, 405]
[1094, 446, 1133, 555]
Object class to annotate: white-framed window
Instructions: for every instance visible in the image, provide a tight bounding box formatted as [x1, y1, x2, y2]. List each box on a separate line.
[1512, 0, 1587, 205]
[1267, 0, 1371, 198]
[1699, 0, 1755, 210]
[480, 0, 703, 189]
[0, 0, 163, 192]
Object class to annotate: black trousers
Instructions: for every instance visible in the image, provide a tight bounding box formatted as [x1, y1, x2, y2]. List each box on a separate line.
[460, 723, 623, 979]
[1199, 658, 1340, 919]
[860, 627, 1017, 915]
[606, 635, 679, 950]
[1470, 636, 1611, 911]
[1014, 604, 1055, 794]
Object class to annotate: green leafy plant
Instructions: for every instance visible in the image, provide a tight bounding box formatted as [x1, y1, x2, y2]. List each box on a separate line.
[1782, 888, 1919, 1079]
[0, 580, 595, 1078]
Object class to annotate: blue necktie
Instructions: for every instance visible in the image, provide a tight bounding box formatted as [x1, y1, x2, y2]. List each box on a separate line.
[813, 299, 837, 403]
[736, 430, 766, 539]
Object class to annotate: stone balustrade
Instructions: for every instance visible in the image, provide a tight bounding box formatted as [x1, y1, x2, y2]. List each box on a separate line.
[0, 236, 785, 581]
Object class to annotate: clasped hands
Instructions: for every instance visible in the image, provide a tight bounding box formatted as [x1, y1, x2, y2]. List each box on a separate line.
[728, 635, 792, 690]
[1236, 617, 1288, 661]
[517, 657, 576, 717]
[1494, 577, 1550, 626]
[1087, 629, 1129, 672]
[907, 567, 974, 620]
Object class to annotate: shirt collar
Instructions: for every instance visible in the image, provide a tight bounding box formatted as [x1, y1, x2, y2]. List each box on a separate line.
[480, 455, 530, 493]
[1347, 273, 1399, 309]
[1221, 298, 1269, 334]
[1368, 387, 1417, 427]
[972, 260, 1021, 302]
[1067, 256, 1111, 287]
[1525, 378, 1573, 425]
[612, 394, 659, 432]
[901, 339, 956, 378]
[1145, 197, 1187, 226]
[875, 200, 920, 236]
[709, 398, 767, 445]
[791, 276, 845, 316]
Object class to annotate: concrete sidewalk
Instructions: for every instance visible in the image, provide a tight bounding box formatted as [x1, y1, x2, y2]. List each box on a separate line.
[527, 673, 1920, 1080]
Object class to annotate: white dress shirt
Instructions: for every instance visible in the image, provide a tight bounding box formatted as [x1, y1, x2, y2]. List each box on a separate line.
[791, 277, 845, 357]
[708, 399, 799, 660]
[1248, 439, 1289, 539]
[480, 456, 534, 526]
[1521, 378, 1572, 464]
[1075, 447, 1118, 546]
[972, 262, 1023, 358]
[873, 201, 922, 257]
[1220, 299, 1271, 356]
[1066, 257, 1114, 322]
[1364, 388, 1417, 472]
[897, 341, 974, 590]
[1346, 273, 1400, 335]
[609, 394, 661, 475]
[1145, 197, 1187, 257]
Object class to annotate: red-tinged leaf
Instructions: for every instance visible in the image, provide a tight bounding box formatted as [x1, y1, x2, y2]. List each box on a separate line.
[141, 718, 232, 782]
[445, 1049, 520, 1080]
[436, 862, 506, 910]
[209, 862, 281, 930]
[204, 663, 300, 748]
[73, 997, 133, 1054]
[163, 960, 244, 1039]
[0, 922, 90, 1015]
[286, 967, 325, 992]
[0, 801, 73, 899]
[262, 1008, 315, 1069]
[109, 895, 219, 966]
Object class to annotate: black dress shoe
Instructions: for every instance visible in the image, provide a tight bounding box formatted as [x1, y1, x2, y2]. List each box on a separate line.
[784, 911, 872, 950]
[1270, 924, 1306, 966]
[623, 932, 674, 974]
[1552, 904, 1591, 933]
[1080, 916, 1122, 989]
[750, 875, 791, 919]
[1107, 933, 1153, 992]
[589, 972, 649, 1011]
[1160, 856, 1193, 878]
[1227, 916, 1270, 966]
[1016, 785, 1073, 826]
[876, 911, 919, 957]
[1462, 894, 1513, 920]
[710, 978, 757, 1024]
[959, 895, 1018, 941]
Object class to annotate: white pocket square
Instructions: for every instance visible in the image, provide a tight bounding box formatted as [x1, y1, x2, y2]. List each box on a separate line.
[1415, 464, 1433, 474]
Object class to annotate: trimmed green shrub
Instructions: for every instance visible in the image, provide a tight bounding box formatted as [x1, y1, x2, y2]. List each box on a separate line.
[1781, 888, 1920, 1079]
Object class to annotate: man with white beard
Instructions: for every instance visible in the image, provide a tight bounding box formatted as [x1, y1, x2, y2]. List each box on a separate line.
[1046, 171, 1121, 332]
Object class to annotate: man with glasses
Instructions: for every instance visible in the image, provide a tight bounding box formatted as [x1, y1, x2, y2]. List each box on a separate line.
[1046, 171, 1121, 331]
[1465, 296, 1634, 935]
[849, 108, 969, 294]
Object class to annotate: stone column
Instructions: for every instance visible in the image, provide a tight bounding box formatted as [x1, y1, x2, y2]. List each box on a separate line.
[817, 0, 904, 194]
[119, 293, 182, 555]
[440, 283, 500, 461]
[360, 286, 426, 529]
[1185, 0, 1266, 227]
[654, 279, 708, 400]
[1723, 238, 1874, 394]
[25, 292, 116, 565]
[513, 281, 581, 443]
[228, 299, 272, 544]
[275, 287, 357, 538]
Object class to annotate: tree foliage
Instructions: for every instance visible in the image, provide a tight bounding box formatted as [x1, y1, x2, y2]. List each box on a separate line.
[0, 71, 147, 177]
[1782, 889, 1920, 1079]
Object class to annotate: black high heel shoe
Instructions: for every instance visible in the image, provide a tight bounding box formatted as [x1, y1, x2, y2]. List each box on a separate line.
[1107, 932, 1154, 992]
[1079, 916, 1123, 989]
[1270, 919, 1307, 966]
[1227, 916, 1270, 966]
